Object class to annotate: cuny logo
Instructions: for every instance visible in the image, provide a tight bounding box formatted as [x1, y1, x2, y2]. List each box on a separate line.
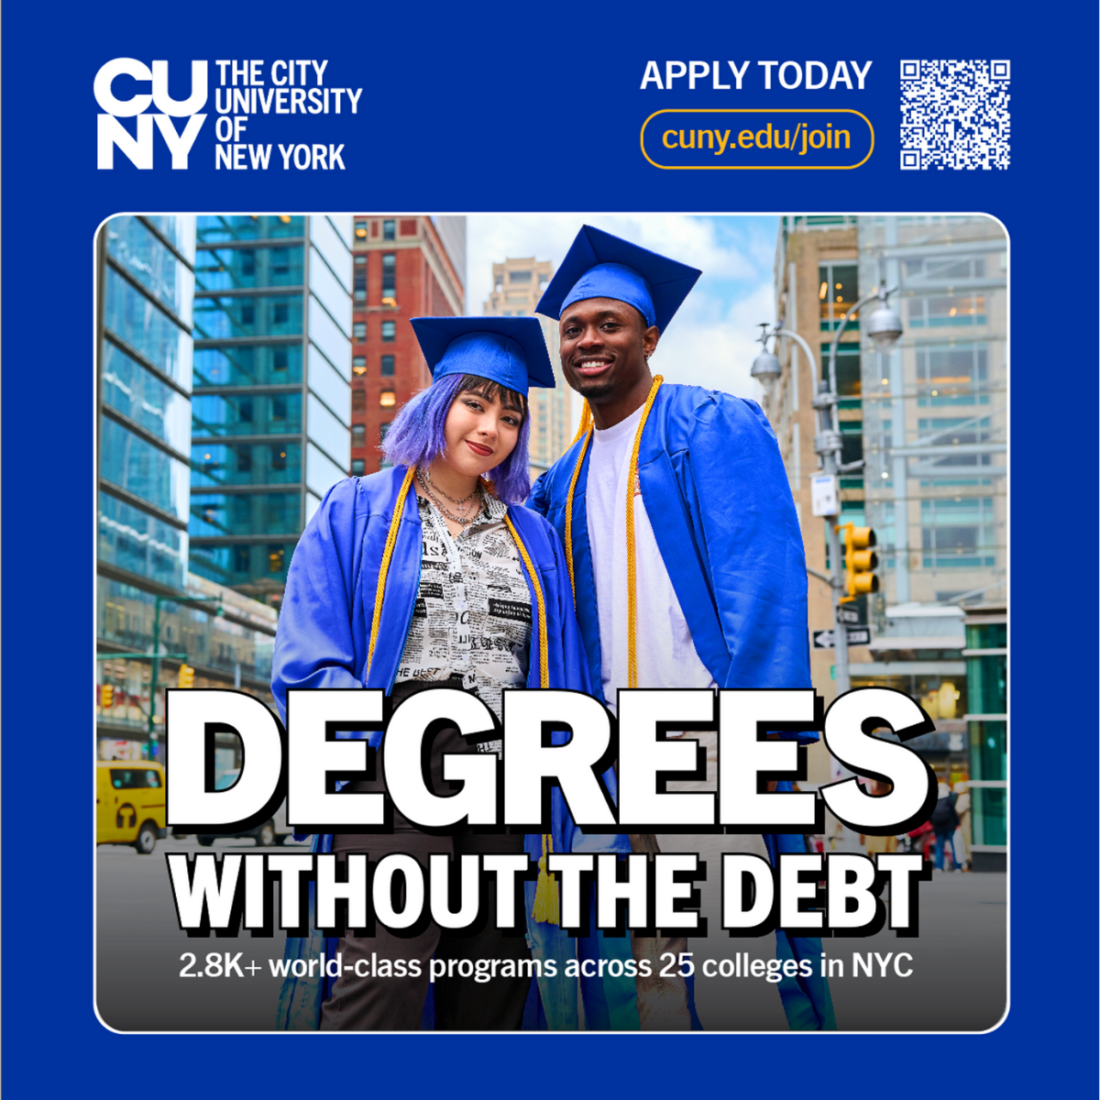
[96, 59, 207, 169]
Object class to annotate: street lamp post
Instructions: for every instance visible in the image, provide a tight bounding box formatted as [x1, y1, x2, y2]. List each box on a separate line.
[753, 286, 903, 696]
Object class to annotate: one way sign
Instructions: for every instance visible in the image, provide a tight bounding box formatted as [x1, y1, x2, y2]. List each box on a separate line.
[813, 627, 871, 648]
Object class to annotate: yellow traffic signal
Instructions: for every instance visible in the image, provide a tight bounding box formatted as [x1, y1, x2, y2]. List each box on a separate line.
[177, 664, 195, 689]
[837, 523, 879, 603]
[101, 684, 114, 709]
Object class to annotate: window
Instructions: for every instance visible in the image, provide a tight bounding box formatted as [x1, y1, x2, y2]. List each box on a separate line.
[352, 424, 366, 448]
[381, 354, 395, 376]
[271, 446, 287, 471]
[381, 320, 396, 342]
[382, 253, 396, 302]
[352, 389, 366, 412]
[267, 545, 285, 574]
[353, 321, 366, 340]
[510, 270, 532, 283]
[820, 344, 861, 406]
[351, 459, 365, 475]
[352, 356, 366, 375]
[908, 293, 987, 329]
[839, 421, 864, 489]
[921, 497, 996, 568]
[273, 347, 288, 373]
[383, 220, 396, 240]
[235, 446, 252, 473]
[380, 390, 396, 407]
[354, 255, 366, 302]
[917, 417, 994, 470]
[271, 396, 288, 422]
[916, 344, 989, 406]
[110, 769, 162, 789]
[354, 220, 368, 240]
[233, 546, 250, 573]
[818, 263, 859, 330]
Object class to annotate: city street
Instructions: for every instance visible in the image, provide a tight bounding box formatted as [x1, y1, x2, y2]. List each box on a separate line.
[96, 835, 1005, 1033]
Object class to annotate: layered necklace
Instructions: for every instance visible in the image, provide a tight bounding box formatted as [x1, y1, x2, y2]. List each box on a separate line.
[416, 466, 485, 527]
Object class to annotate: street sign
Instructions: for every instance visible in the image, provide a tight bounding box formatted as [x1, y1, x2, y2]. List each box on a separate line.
[813, 627, 872, 649]
[835, 605, 863, 626]
[810, 474, 838, 517]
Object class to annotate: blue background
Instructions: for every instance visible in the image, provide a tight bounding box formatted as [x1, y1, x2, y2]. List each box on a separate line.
[3, 2, 1095, 1096]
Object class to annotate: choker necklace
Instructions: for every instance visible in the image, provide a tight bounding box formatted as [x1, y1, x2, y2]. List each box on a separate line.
[416, 467, 484, 527]
[421, 466, 479, 507]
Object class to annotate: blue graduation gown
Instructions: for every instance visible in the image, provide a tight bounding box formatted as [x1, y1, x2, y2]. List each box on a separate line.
[271, 468, 636, 1030]
[529, 384, 836, 1031]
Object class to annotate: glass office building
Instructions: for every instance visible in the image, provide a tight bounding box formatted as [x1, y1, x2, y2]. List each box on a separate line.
[97, 216, 278, 761]
[770, 216, 1007, 819]
[188, 216, 353, 600]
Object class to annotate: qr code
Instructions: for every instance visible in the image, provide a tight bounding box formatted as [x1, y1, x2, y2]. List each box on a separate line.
[900, 60, 1010, 170]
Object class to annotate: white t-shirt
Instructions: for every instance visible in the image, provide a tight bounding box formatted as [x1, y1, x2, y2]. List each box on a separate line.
[586, 405, 716, 715]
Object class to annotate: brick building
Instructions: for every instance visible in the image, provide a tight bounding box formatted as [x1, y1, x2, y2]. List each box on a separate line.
[349, 216, 466, 475]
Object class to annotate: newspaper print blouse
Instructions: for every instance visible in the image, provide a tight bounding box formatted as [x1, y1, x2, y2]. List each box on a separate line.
[394, 492, 532, 753]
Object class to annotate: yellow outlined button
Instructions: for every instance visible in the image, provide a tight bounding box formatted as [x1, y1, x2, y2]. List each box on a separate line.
[641, 108, 874, 170]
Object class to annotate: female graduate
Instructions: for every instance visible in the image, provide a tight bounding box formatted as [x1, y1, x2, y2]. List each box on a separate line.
[271, 316, 636, 1031]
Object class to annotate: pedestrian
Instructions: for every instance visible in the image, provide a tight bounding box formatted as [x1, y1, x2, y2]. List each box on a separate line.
[529, 225, 835, 1031]
[930, 779, 961, 871]
[271, 316, 635, 1031]
[954, 780, 972, 871]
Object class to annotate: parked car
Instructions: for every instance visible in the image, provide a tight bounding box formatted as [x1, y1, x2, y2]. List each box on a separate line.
[96, 762, 167, 854]
[195, 770, 293, 847]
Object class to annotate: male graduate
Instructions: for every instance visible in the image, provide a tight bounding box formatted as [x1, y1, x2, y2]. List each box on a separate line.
[529, 225, 836, 1031]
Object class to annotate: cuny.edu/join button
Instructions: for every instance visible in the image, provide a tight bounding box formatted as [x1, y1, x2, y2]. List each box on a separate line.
[641, 109, 874, 170]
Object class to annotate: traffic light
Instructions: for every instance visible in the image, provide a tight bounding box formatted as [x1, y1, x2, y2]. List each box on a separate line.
[101, 684, 114, 709]
[177, 664, 195, 689]
[837, 523, 878, 603]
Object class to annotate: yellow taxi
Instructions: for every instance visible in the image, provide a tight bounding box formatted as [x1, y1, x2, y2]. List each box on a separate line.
[96, 761, 167, 854]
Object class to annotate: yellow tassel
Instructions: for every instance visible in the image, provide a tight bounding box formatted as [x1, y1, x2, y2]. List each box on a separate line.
[625, 376, 663, 689]
[532, 834, 559, 924]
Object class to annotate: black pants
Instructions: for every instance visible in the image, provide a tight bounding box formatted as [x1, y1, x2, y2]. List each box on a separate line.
[320, 683, 531, 1031]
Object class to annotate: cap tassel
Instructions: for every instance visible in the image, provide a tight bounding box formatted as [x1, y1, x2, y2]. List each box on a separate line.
[532, 833, 559, 924]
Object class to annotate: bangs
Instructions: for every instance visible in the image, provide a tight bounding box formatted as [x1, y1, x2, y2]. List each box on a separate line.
[457, 375, 527, 416]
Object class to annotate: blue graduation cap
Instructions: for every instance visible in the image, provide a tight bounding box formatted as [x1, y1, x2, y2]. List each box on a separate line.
[409, 316, 556, 394]
[535, 225, 702, 333]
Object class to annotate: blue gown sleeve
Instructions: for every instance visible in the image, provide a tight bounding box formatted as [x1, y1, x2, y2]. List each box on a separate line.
[683, 394, 815, 743]
[527, 469, 551, 517]
[686, 395, 814, 705]
[271, 478, 367, 724]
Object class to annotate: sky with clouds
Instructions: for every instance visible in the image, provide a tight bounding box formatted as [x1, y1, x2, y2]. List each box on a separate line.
[461, 215, 779, 430]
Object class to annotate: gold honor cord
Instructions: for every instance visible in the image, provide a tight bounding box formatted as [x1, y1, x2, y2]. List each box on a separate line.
[625, 376, 663, 688]
[502, 511, 549, 693]
[562, 376, 664, 684]
[367, 465, 418, 677]
[563, 400, 596, 606]
[502, 508, 558, 922]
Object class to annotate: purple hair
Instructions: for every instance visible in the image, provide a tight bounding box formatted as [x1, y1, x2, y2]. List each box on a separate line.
[381, 373, 532, 503]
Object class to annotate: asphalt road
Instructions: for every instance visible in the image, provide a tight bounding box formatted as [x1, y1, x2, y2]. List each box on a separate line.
[96, 834, 1005, 1033]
